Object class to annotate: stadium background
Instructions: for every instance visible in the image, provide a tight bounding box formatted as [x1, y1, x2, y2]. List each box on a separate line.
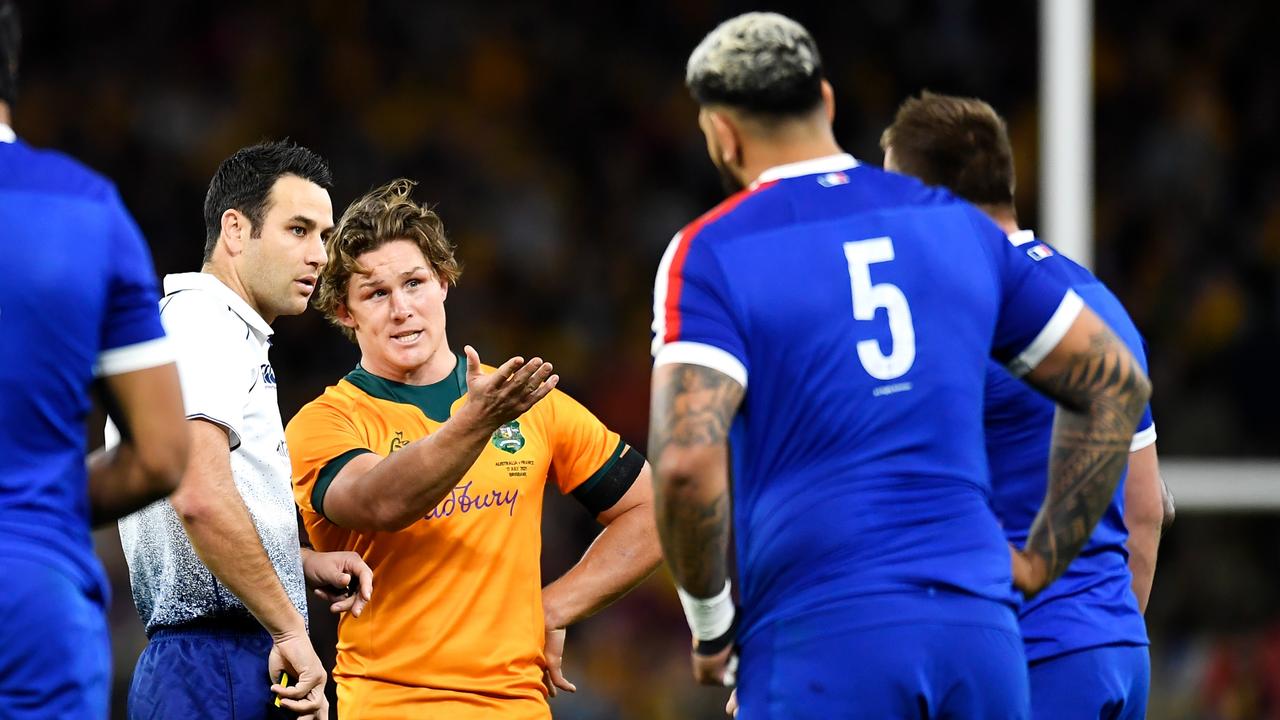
[12, 0, 1278, 717]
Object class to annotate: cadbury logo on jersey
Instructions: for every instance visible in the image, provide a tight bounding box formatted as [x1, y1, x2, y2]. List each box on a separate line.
[425, 481, 519, 521]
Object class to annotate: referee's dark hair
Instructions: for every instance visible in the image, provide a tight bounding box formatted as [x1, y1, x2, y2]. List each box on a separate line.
[881, 91, 1016, 207]
[202, 140, 333, 262]
[0, 1, 20, 108]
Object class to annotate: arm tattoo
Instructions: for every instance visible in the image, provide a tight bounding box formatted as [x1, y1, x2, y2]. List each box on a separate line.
[1026, 328, 1152, 584]
[648, 364, 744, 597]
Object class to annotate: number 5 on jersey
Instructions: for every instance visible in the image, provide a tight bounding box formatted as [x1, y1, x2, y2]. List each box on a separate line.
[844, 237, 916, 380]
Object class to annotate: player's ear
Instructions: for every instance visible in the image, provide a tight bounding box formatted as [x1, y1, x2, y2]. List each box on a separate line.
[707, 110, 740, 168]
[335, 301, 357, 329]
[219, 208, 248, 257]
[821, 79, 836, 124]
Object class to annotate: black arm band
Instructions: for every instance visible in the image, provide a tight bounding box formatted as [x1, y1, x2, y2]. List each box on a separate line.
[693, 614, 738, 656]
[572, 444, 645, 516]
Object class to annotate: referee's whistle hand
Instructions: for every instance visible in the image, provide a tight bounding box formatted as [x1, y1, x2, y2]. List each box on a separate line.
[268, 633, 328, 718]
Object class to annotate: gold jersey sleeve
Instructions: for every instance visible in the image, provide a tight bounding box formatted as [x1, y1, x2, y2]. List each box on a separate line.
[542, 388, 624, 495]
[285, 389, 373, 518]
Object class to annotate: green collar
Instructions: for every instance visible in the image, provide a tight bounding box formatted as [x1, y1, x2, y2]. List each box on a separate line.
[344, 353, 468, 423]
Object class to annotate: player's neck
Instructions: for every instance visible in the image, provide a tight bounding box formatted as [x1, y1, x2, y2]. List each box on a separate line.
[363, 343, 456, 386]
[743, 135, 844, 187]
[200, 261, 276, 326]
[0, 103, 10, 128]
[978, 204, 1020, 236]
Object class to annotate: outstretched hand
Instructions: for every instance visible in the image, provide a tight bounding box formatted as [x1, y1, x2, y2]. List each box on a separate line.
[462, 345, 558, 429]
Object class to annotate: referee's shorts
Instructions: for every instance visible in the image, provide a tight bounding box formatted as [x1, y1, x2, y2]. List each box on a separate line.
[128, 615, 276, 720]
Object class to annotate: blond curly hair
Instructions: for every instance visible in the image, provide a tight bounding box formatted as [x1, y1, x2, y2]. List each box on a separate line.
[314, 178, 462, 342]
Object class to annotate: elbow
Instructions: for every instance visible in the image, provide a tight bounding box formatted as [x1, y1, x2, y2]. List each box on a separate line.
[1162, 490, 1176, 531]
[1135, 371, 1153, 407]
[644, 521, 666, 574]
[168, 482, 209, 526]
[1124, 369, 1153, 416]
[364, 498, 420, 533]
[323, 475, 425, 532]
[1083, 366, 1151, 426]
[1126, 500, 1164, 537]
[372, 513, 416, 533]
[653, 446, 719, 495]
[625, 500, 667, 574]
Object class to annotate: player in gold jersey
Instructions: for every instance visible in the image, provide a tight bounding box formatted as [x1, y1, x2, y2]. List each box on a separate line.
[286, 179, 662, 719]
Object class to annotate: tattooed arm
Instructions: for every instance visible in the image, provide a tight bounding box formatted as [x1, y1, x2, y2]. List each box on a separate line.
[649, 363, 744, 596]
[1012, 307, 1152, 597]
[649, 362, 745, 686]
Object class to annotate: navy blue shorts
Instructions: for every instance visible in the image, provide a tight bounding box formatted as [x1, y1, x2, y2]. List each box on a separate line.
[128, 619, 277, 720]
[0, 557, 110, 719]
[1029, 644, 1150, 720]
[735, 593, 1030, 719]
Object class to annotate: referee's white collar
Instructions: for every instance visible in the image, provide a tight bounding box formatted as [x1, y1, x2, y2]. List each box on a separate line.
[754, 153, 858, 185]
[0, 123, 14, 144]
[164, 272, 274, 338]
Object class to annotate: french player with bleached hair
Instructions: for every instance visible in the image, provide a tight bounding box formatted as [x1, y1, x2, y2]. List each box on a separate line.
[650, 12, 1152, 718]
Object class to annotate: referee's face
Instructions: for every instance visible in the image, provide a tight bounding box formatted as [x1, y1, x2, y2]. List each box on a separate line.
[242, 175, 334, 323]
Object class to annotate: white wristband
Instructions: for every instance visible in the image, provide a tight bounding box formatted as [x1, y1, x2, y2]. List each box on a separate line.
[676, 580, 735, 641]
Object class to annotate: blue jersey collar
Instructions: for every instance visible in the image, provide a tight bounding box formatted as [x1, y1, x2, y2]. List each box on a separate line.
[754, 153, 858, 185]
[1007, 229, 1037, 247]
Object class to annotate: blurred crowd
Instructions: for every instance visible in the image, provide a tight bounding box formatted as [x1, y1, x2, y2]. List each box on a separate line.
[9, 0, 1277, 717]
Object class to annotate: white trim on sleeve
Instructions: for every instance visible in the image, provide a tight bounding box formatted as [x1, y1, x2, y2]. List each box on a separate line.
[1130, 424, 1157, 453]
[94, 336, 175, 377]
[651, 231, 683, 357]
[1007, 290, 1085, 377]
[654, 341, 748, 390]
[186, 413, 243, 451]
[0, 123, 15, 144]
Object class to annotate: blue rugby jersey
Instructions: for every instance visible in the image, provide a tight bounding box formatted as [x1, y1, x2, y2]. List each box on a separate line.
[653, 154, 1083, 642]
[986, 230, 1155, 662]
[0, 127, 169, 604]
